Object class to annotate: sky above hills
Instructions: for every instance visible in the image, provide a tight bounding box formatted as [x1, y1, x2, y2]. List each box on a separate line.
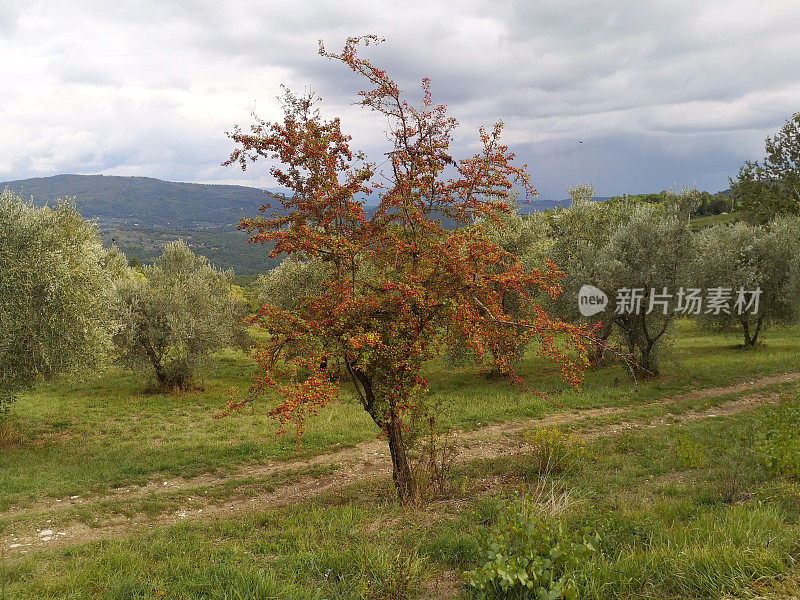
[1, 1, 799, 200]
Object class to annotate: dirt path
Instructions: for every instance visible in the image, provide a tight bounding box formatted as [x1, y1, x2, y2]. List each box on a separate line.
[4, 371, 799, 555]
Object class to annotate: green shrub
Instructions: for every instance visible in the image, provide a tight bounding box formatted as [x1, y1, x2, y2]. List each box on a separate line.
[465, 493, 599, 599]
[753, 398, 800, 479]
[525, 426, 586, 473]
[674, 433, 706, 469]
[112, 240, 248, 392]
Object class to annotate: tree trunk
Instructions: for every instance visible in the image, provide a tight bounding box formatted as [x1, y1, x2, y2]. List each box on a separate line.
[742, 319, 753, 346]
[588, 323, 613, 365]
[743, 315, 764, 347]
[386, 410, 415, 504]
[636, 343, 659, 378]
[751, 315, 764, 346]
[141, 337, 168, 388]
[351, 368, 416, 504]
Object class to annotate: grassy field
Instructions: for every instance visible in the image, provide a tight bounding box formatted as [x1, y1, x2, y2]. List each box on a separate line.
[688, 211, 743, 230]
[1, 321, 800, 598]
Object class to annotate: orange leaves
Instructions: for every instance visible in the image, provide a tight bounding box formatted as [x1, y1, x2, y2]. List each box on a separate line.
[267, 361, 339, 442]
[223, 36, 593, 448]
[347, 331, 384, 351]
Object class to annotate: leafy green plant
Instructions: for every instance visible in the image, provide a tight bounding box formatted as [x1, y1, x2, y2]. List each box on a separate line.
[112, 240, 248, 392]
[525, 426, 586, 474]
[465, 493, 599, 599]
[674, 434, 705, 469]
[753, 398, 800, 479]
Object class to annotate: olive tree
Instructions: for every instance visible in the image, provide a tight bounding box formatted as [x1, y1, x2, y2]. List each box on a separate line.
[536, 188, 698, 374]
[112, 240, 247, 391]
[733, 112, 800, 223]
[596, 201, 695, 376]
[693, 218, 800, 346]
[0, 191, 113, 411]
[565, 182, 596, 206]
[255, 256, 329, 312]
[545, 187, 625, 364]
[467, 200, 555, 370]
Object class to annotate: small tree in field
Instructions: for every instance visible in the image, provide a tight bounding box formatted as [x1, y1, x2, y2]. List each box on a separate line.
[546, 186, 623, 365]
[255, 256, 329, 312]
[565, 182, 595, 207]
[468, 196, 555, 371]
[693, 219, 800, 346]
[223, 37, 590, 503]
[596, 200, 694, 376]
[112, 240, 247, 391]
[0, 191, 112, 412]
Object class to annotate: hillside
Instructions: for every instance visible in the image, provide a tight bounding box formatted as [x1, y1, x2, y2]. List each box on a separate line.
[1, 174, 604, 274]
[1, 174, 278, 230]
[2, 174, 605, 226]
[98, 226, 279, 277]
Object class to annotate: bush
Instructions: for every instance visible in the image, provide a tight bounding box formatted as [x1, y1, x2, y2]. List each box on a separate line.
[465, 492, 599, 599]
[0, 191, 114, 412]
[112, 241, 248, 392]
[753, 397, 800, 479]
[525, 426, 586, 474]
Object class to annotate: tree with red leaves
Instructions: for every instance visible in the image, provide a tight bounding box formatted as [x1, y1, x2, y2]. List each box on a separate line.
[224, 37, 590, 503]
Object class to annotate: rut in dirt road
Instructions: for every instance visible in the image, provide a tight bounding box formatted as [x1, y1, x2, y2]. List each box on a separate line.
[4, 371, 799, 554]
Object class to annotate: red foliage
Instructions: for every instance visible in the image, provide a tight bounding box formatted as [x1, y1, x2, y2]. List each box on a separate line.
[222, 37, 592, 501]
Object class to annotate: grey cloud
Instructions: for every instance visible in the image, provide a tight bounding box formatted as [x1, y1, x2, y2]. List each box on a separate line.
[1, 0, 799, 199]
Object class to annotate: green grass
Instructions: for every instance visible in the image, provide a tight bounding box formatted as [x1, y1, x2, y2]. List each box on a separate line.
[1, 322, 798, 513]
[3, 393, 800, 599]
[426, 319, 800, 429]
[3, 322, 800, 599]
[0, 464, 338, 536]
[0, 350, 374, 511]
[688, 211, 743, 230]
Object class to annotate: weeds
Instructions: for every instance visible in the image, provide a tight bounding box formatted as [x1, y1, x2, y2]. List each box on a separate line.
[409, 415, 458, 504]
[525, 425, 586, 474]
[674, 433, 706, 469]
[753, 397, 800, 479]
[465, 486, 599, 599]
[361, 532, 426, 600]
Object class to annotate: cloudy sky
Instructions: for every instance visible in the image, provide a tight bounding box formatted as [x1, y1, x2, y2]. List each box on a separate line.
[1, 0, 799, 200]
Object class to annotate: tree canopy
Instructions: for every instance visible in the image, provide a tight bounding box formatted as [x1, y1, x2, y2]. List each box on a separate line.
[733, 112, 800, 223]
[0, 191, 113, 411]
[112, 240, 248, 391]
[223, 37, 591, 502]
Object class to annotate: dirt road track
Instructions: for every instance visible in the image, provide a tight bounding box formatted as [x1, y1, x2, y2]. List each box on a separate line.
[4, 371, 799, 554]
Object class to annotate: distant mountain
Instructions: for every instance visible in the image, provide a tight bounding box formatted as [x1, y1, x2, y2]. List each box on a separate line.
[1, 174, 610, 275]
[2, 174, 611, 229]
[1, 174, 278, 230]
[2, 173, 610, 228]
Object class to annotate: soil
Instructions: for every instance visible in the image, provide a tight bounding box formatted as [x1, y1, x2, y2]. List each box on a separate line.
[3, 371, 799, 555]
